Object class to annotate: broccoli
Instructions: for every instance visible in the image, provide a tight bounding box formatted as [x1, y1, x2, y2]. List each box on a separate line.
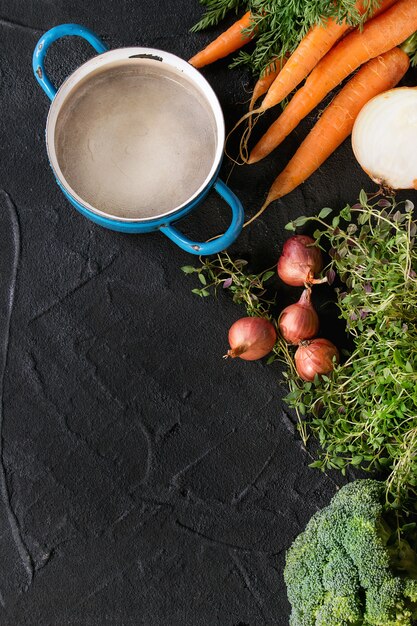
[284, 480, 417, 626]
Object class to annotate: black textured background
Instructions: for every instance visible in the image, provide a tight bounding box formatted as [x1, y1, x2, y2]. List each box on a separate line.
[1, 2, 417, 625]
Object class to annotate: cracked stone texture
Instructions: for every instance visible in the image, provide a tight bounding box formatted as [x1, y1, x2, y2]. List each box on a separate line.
[1, 1, 417, 625]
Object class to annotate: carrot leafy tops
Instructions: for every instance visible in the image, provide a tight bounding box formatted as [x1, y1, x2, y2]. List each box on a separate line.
[191, 0, 383, 76]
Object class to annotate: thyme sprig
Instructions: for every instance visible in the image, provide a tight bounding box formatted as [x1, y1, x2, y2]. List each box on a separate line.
[182, 252, 276, 318]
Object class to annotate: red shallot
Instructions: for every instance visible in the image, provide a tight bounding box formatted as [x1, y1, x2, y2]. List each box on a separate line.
[294, 338, 339, 381]
[225, 317, 277, 361]
[278, 235, 324, 287]
[279, 288, 319, 344]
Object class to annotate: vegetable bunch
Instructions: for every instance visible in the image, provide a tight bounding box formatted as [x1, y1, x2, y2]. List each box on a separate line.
[190, 0, 381, 75]
[191, 0, 417, 218]
[246, 0, 417, 218]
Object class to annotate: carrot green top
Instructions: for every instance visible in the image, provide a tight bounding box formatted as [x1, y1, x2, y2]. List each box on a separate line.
[192, 0, 384, 75]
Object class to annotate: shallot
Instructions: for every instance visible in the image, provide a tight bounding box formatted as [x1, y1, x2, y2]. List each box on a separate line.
[294, 338, 339, 381]
[225, 317, 276, 361]
[278, 235, 324, 287]
[279, 288, 319, 345]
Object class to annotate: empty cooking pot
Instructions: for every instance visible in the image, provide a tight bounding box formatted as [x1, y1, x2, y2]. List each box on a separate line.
[33, 24, 244, 255]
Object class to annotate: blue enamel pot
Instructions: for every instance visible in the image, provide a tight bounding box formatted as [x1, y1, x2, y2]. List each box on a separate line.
[33, 24, 244, 255]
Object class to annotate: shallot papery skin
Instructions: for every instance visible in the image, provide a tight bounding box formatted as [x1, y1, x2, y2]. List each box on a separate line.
[295, 338, 339, 381]
[278, 235, 323, 287]
[226, 317, 277, 361]
[279, 289, 319, 344]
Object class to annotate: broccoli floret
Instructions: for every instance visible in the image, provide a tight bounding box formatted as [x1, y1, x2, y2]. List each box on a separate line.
[365, 578, 412, 625]
[284, 480, 417, 626]
[322, 549, 359, 597]
[316, 594, 362, 626]
[404, 578, 417, 603]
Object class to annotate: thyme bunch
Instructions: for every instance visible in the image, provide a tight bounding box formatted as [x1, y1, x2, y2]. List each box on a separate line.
[286, 193, 417, 507]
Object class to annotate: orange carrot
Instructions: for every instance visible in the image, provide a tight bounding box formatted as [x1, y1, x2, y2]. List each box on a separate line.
[253, 47, 409, 218]
[261, 17, 355, 111]
[260, 0, 398, 112]
[249, 0, 417, 164]
[249, 58, 285, 113]
[189, 11, 255, 69]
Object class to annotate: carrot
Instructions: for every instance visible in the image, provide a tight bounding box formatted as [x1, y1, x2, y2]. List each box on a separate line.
[261, 17, 353, 112]
[246, 47, 409, 223]
[189, 11, 255, 69]
[237, 57, 287, 161]
[248, 0, 417, 164]
[260, 0, 397, 112]
[249, 58, 284, 113]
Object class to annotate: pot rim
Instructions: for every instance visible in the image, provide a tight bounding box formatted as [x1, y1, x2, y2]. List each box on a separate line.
[46, 47, 225, 223]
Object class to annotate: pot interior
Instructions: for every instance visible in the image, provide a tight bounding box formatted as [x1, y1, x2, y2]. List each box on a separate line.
[53, 59, 219, 220]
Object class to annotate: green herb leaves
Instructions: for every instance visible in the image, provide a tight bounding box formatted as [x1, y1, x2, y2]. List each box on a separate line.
[285, 193, 417, 506]
[182, 253, 275, 316]
[191, 0, 246, 32]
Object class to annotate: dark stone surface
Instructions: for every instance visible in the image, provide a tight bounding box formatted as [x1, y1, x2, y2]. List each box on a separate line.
[0, 2, 416, 625]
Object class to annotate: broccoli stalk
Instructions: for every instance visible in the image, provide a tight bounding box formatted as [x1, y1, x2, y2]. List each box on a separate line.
[284, 480, 417, 626]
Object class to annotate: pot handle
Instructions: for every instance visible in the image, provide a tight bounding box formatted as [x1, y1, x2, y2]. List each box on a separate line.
[32, 24, 108, 101]
[159, 179, 244, 256]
